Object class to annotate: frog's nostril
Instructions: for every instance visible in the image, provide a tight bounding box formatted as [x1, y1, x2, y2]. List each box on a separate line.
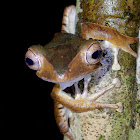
[25, 58, 34, 66]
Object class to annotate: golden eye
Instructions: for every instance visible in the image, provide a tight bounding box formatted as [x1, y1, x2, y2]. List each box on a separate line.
[86, 43, 102, 65]
[25, 49, 40, 71]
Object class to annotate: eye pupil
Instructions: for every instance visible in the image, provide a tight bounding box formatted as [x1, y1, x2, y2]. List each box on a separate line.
[26, 58, 34, 65]
[92, 50, 102, 59]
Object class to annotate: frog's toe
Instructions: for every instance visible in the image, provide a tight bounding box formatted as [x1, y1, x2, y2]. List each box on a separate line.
[112, 78, 121, 88]
[116, 102, 123, 113]
[112, 63, 121, 71]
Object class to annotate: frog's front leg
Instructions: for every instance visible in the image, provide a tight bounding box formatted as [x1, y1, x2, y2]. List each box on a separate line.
[51, 78, 123, 113]
[54, 101, 75, 140]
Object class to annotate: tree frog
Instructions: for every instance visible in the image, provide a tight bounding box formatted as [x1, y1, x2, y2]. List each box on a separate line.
[25, 5, 137, 140]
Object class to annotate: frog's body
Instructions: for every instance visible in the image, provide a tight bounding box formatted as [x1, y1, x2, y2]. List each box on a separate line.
[25, 5, 137, 140]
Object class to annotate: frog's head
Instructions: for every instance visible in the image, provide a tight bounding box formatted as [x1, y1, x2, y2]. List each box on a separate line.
[25, 33, 102, 87]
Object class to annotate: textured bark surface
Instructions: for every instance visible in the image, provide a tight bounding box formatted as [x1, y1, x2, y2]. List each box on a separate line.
[64, 0, 140, 140]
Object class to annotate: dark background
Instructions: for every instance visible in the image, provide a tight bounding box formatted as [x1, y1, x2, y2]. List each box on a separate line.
[2, 0, 76, 139]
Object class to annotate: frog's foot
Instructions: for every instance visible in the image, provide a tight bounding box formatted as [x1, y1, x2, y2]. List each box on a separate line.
[116, 102, 123, 112]
[61, 5, 76, 34]
[112, 63, 121, 71]
[51, 78, 123, 113]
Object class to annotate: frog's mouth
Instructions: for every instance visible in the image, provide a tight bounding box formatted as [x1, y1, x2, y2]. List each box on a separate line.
[36, 58, 101, 88]
[40, 74, 89, 90]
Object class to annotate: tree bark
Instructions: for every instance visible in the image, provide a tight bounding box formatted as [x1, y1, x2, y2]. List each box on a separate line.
[64, 0, 140, 139]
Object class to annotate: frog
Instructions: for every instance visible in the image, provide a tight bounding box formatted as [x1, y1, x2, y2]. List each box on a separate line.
[25, 5, 138, 140]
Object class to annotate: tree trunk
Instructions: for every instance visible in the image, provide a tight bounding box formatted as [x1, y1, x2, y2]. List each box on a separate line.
[64, 0, 140, 140]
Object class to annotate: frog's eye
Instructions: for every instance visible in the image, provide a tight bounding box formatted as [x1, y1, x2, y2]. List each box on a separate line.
[86, 43, 102, 65]
[25, 49, 40, 71]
